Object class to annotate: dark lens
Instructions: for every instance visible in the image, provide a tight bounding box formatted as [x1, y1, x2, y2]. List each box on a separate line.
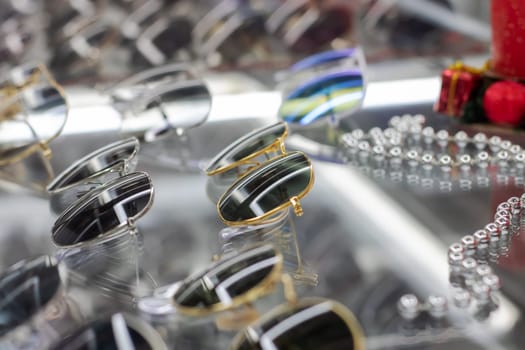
[51, 313, 155, 350]
[279, 71, 364, 125]
[218, 152, 312, 223]
[233, 299, 360, 350]
[206, 122, 287, 175]
[0, 256, 61, 336]
[52, 172, 153, 247]
[173, 245, 280, 312]
[47, 138, 139, 192]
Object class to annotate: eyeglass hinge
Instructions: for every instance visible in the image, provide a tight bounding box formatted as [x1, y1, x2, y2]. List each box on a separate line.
[290, 196, 303, 216]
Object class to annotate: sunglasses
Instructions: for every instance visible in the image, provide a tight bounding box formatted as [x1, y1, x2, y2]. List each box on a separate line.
[109, 63, 196, 103]
[120, 79, 211, 142]
[279, 70, 365, 126]
[46, 137, 140, 215]
[170, 244, 283, 317]
[0, 255, 62, 337]
[231, 297, 365, 350]
[51, 171, 154, 248]
[206, 122, 288, 177]
[217, 151, 314, 226]
[51, 312, 167, 350]
[0, 63, 68, 189]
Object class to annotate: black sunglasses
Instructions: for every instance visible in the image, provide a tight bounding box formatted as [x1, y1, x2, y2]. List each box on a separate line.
[47, 137, 140, 215]
[217, 151, 314, 226]
[171, 244, 283, 317]
[51, 313, 167, 350]
[52, 171, 154, 248]
[231, 297, 365, 350]
[0, 255, 62, 337]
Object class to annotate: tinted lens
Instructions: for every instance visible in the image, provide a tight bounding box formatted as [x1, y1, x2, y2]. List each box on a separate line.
[173, 245, 281, 313]
[206, 122, 287, 175]
[47, 138, 139, 193]
[52, 172, 153, 247]
[123, 80, 211, 134]
[232, 299, 361, 350]
[218, 152, 312, 224]
[0, 256, 61, 336]
[290, 48, 358, 73]
[110, 64, 194, 102]
[279, 71, 364, 125]
[51, 313, 158, 350]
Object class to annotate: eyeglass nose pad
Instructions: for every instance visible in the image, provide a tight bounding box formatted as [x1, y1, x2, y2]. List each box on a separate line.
[289, 196, 303, 216]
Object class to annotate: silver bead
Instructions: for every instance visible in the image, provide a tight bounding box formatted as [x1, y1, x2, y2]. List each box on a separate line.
[462, 257, 477, 280]
[406, 150, 419, 169]
[436, 130, 449, 149]
[475, 151, 490, 169]
[453, 288, 471, 308]
[427, 295, 448, 318]
[454, 131, 468, 149]
[422, 126, 435, 146]
[497, 202, 511, 212]
[389, 115, 401, 127]
[475, 264, 492, 279]
[448, 242, 464, 255]
[495, 216, 510, 237]
[473, 133, 487, 150]
[473, 230, 489, 247]
[483, 274, 501, 292]
[397, 294, 420, 320]
[413, 114, 426, 125]
[448, 251, 465, 268]
[520, 193, 525, 209]
[461, 235, 476, 256]
[489, 135, 502, 153]
[507, 196, 520, 214]
[509, 144, 522, 155]
[496, 150, 509, 168]
[472, 281, 491, 304]
[485, 223, 500, 242]
[351, 129, 365, 140]
[500, 140, 512, 151]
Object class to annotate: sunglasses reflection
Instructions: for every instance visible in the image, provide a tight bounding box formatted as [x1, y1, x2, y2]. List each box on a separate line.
[51, 172, 158, 304]
[0, 256, 84, 349]
[218, 208, 318, 287]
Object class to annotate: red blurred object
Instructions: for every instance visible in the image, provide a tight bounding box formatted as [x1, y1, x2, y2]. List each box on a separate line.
[435, 64, 481, 116]
[484, 81, 525, 126]
[491, 0, 525, 79]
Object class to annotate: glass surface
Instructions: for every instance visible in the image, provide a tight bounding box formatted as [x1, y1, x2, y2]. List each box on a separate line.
[52, 172, 153, 247]
[206, 122, 286, 174]
[218, 152, 312, 222]
[173, 245, 279, 310]
[51, 314, 153, 350]
[0, 256, 60, 336]
[234, 300, 356, 350]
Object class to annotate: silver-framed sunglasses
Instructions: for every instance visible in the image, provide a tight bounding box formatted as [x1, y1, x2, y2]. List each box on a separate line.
[46, 137, 140, 215]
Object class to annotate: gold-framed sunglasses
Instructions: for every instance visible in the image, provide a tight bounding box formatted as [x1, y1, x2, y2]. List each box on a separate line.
[0, 63, 68, 190]
[205, 121, 288, 177]
[217, 151, 314, 226]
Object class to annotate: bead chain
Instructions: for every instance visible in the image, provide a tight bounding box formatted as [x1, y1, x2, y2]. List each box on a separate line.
[340, 114, 525, 191]
[342, 115, 525, 324]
